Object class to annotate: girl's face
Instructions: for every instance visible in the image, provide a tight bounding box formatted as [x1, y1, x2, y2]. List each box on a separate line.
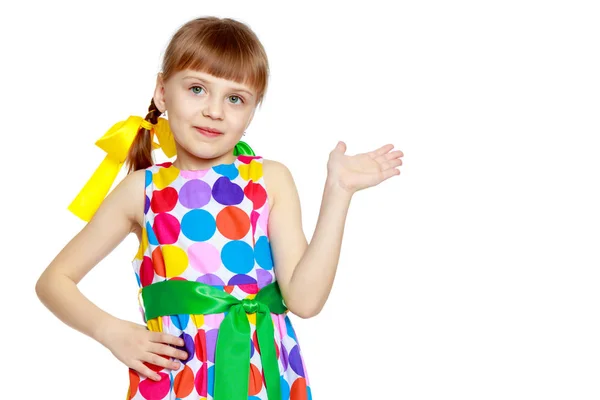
[153, 69, 258, 162]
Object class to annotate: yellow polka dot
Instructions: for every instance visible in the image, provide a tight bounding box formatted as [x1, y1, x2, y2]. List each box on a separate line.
[191, 314, 205, 328]
[162, 245, 189, 277]
[147, 316, 163, 332]
[134, 227, 149, 260]
[238, 160, 263, 182]
[153, 166, 179, 189]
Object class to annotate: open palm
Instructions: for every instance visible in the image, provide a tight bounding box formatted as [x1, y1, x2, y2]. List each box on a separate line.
[327, 141, 403, 194]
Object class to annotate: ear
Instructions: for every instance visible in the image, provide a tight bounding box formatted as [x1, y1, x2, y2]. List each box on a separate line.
[153, 72, 167, 112]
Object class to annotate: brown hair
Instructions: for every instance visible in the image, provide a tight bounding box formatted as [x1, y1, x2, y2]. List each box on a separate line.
[126, 17, 270, 173]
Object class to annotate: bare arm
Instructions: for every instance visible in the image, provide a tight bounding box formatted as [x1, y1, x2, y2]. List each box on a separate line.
[35, 169, 145, 344]
[265, 143, 402, 318]
[265, 160, 351, 318]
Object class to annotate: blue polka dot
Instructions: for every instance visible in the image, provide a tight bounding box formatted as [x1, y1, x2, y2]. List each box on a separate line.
[135, 273, 141, 287]
[213, 163, 239, 180]
[181, 209, 216, 241]
[145, 170, 152, 187]
[307, 386, 312, 400]
[146, 222, 159, 245]
[221, 241, 254, 274]
[144, 195, 150, 214]
[207, 365, 215, 397]
[250, 338, 255, 358]
[171, 314, 189, 330]
[285, 316, 297, 341]
[249, 397, 261, 400]
[280, 376, 290, 400]
[255, 236, 273, 270]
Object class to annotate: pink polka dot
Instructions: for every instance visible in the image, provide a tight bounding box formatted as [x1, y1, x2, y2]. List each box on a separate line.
[138, 372, 170, 400]
[188, 242, 220, 273]
[204, 313, 225, 328]
[153, 213, 181, 244]
[180, 169, 209, 179]
[258, 202, 269, 235]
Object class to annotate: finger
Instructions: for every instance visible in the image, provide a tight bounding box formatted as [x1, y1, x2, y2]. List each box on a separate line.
[385, 150, 404, 160]
[132, 363, 163, 382]
[369, 144, 394, 158]
[333, 141, 347, 154]
[141, 352, 180, 371]
[149, 342, 189, 361]
[149, 331, 184, 347]
[380, 159, 403, 171]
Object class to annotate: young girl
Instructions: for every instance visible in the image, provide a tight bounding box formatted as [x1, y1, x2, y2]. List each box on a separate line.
[35, 16, 403, 400]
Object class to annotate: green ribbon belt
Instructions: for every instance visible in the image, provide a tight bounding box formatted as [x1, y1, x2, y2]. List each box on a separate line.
[141, 280, 287, 400]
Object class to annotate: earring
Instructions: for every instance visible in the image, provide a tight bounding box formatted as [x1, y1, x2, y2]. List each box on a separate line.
[243, 131, 246, 136]
[163, 110, 168, 118]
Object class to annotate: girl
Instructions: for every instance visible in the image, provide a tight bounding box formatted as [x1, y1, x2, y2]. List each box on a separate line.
[35, 16, 403, 400]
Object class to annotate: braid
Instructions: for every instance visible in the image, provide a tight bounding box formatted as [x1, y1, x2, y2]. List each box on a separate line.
[145, 98, 162, 125]
[125, 98, 162, 173]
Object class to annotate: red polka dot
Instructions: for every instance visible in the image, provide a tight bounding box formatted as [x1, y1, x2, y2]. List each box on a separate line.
[127, 369, 140, 399]
[195, 329, 207, 362]
[145, 354, 169, 373]
[244, 181, 267, 210]
[140, 256, 154, 287]
[290, 377, 308, 400]
[252, 330, 259, 354]
[216, 206, 250, 240]
[154, 213, 181, 244]
[151, 248, 166, 277]
[151, 187, 178, 213]
[174, 365, 195, 398]
[239, 155, 261, 164]
[195, 363, 207, 397]
[248, 363, 263, 395]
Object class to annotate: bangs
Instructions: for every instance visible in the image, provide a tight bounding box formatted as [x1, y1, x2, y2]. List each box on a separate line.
[163, 18, 268, 103]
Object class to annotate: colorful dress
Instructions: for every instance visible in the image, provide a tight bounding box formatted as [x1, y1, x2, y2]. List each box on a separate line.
[127, 155, 312, 400]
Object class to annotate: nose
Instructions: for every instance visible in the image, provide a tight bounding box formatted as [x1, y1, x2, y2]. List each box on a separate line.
[202, 96, 224, 120]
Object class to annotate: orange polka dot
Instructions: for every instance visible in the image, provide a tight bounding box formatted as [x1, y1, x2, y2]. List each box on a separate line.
[127, 369, 140, 399]
[290, 377, 308, 400]
[152, 247, 166, 277]
[216, 206, 250, 240]
[174, 365, 195, 398]
[248, 363, 263, 396]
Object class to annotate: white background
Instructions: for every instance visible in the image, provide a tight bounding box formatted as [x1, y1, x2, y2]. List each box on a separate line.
[2, 0, 599, 399]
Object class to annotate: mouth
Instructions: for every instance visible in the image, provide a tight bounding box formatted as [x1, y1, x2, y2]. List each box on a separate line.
[194, 126, 223, 137]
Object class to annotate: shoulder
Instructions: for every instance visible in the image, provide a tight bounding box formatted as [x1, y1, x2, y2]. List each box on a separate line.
[111, 168, 147, 229]
[262, 158, 298, 208]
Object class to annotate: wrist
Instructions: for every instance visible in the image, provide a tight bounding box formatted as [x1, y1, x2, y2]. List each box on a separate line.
[324, 178, 354, 202]
[93, 315, 120, 346]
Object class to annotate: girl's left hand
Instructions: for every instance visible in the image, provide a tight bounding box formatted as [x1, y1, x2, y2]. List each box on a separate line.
[327, 141, 403, 195]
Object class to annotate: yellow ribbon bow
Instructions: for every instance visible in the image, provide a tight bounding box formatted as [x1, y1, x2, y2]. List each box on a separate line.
[68, 116, 177, 222]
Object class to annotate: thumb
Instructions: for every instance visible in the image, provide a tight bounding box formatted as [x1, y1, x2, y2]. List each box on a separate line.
[334, 141, 347, 154]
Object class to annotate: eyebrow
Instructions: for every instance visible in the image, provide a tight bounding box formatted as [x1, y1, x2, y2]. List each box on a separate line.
[183, 76, 255, 97]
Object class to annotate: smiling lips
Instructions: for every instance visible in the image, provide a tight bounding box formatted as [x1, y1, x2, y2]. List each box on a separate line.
[195, 126, 223, 137]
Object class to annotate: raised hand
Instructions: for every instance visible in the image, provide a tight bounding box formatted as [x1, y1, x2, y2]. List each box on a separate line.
[326, 142, 403, 195]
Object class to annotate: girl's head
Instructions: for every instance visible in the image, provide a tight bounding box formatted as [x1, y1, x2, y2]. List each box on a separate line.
[127, 17, 269, 172]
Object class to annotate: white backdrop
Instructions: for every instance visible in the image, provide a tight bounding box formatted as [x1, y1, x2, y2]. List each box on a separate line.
[2, 0, 599, 399]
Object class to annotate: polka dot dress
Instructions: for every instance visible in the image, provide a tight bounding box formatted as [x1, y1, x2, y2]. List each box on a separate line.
[127, 155, 312, 400]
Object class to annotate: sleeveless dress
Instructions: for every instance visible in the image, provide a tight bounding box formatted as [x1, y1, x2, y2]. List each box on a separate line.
[126, 155, 312, 400]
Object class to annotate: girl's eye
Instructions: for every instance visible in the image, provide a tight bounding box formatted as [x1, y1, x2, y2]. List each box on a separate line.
[229, 95, 244, 105]
[190, 86, 205, 95]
